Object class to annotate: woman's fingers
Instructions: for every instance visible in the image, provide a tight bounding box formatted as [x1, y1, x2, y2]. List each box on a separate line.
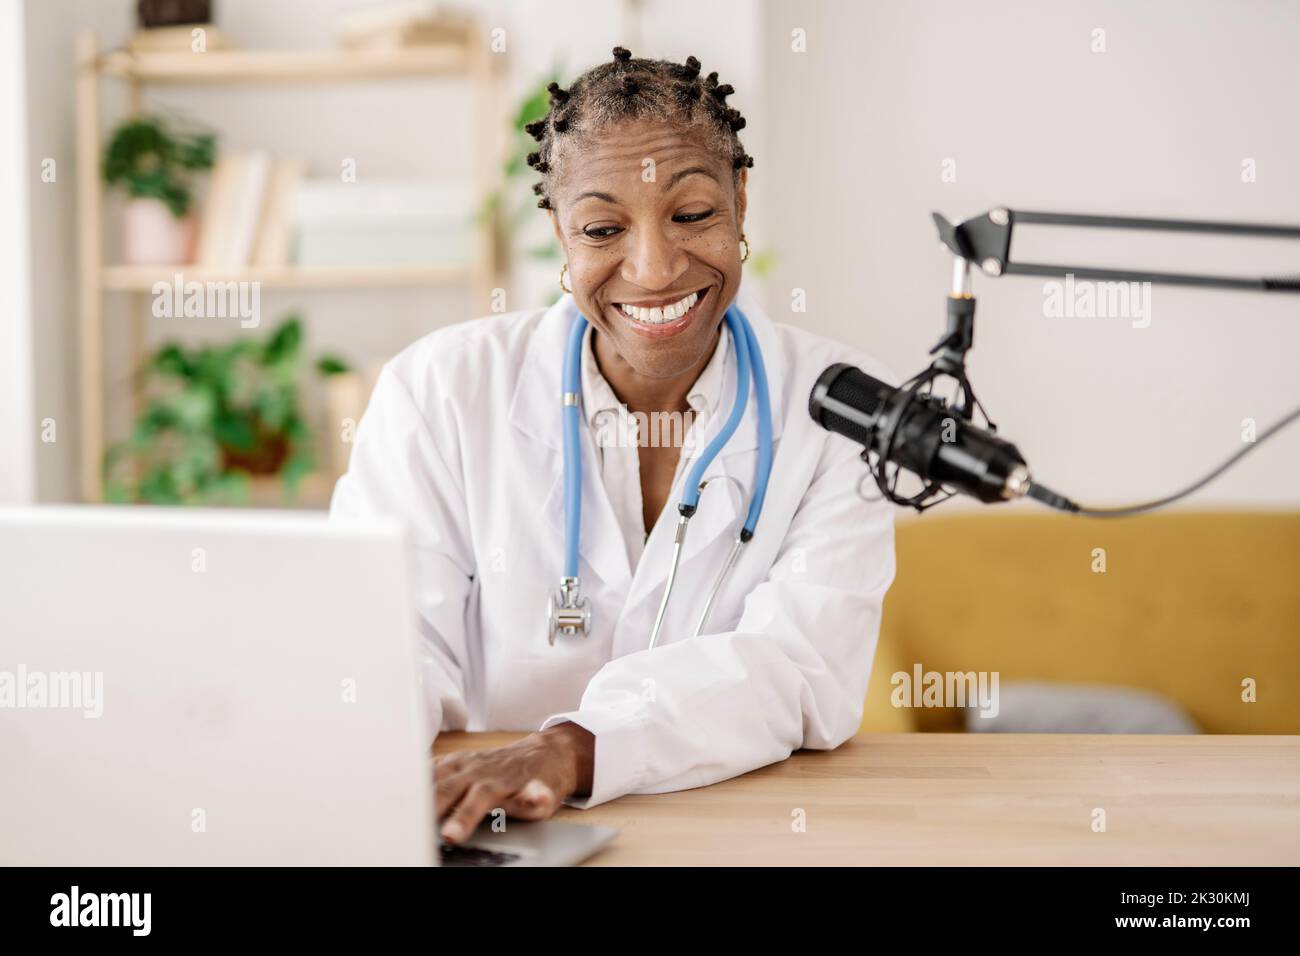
[433, 765, 474, 821]
[433, 750, 463, 773]
[432, 734, 577, 841]
[500, 778, 563, 820]
[440, 780, 510, 844]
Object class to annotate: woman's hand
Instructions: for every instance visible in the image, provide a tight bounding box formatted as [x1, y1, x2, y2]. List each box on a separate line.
[434, 723, 594, 843]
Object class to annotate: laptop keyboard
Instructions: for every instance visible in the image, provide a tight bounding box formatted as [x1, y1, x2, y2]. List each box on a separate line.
[438, 842, 523, 867]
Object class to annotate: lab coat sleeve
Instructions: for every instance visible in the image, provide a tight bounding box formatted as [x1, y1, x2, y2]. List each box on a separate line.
[541, 433, 895, 808]
[329, 364, 475, 743]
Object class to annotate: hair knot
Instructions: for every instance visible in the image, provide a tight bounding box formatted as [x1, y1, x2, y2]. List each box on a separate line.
[673, 81, 703, 108]
[529, 54, 753, 218]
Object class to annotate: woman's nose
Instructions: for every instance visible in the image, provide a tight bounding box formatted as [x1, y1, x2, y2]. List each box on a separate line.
[620, 226, 688, 290]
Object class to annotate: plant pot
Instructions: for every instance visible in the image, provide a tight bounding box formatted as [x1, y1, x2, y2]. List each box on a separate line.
[138, 0, 212, 29]
[123, 197, 196, 265]
[221, 431, 291, 477]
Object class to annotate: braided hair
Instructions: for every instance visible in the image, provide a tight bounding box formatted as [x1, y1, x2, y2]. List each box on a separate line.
[527, 47, 753, 211]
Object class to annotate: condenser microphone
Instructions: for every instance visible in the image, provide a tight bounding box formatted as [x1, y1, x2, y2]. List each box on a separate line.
[809, 363, 1040, 505]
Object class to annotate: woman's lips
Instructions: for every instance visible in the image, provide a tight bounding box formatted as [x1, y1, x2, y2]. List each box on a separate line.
[610, 288, 710, 340]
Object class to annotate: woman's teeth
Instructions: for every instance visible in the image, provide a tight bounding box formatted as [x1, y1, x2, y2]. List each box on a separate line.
[618, 291, 699, 325]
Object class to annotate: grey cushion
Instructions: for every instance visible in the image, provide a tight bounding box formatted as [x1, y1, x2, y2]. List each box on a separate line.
[964, 681, 1201, 734]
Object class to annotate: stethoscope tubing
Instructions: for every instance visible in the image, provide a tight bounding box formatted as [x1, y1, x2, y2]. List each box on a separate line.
[562, 315, 588, 580]
[737, 308, 773, 538]
[680, 307, 752, 513]
[559, 300, 775, 649]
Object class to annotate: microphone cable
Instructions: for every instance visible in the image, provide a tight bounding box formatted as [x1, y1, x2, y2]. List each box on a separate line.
[1028, 400, 1300, 518]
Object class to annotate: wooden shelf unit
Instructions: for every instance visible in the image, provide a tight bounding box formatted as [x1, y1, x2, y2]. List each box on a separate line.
[101, 262, 474, 292]
[75, 30, 504, 503]
[97, 45, 473, 83]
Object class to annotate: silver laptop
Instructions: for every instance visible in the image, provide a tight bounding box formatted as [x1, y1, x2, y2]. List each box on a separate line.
[0, 506, 615, 867]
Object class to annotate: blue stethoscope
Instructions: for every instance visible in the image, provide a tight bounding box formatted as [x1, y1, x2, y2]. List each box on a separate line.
[547, 303, 775, 649]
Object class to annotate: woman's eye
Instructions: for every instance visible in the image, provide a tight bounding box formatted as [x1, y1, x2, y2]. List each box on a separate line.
[674, 209, 714, 224]
[583, 225, 623, 239]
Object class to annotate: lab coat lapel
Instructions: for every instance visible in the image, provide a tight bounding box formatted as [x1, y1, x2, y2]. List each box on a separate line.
[516, 297, 632, 591]
[681, 455, 743, 562]
[622, 294, 786, 619]
[539, 429, 633, 591]
[623, 440, 741, 616]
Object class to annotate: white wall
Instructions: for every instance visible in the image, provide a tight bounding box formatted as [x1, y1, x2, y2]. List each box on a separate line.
[762, 0, 1300, 507]
[23, 0, 134, 502]
[1, 0, 36, 504]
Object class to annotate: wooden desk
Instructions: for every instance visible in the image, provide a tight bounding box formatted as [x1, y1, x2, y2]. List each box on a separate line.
[436, 732, 1300, 866]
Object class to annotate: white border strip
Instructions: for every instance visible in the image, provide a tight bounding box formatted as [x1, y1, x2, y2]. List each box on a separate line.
[0, 0, 35, 504]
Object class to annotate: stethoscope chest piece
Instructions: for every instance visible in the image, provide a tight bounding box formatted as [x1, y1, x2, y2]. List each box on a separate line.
[547, 576, 590, 646]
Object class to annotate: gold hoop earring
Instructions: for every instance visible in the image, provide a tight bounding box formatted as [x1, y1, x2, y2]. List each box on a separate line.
[559, 262, 573, 294]
[739, 235, 750, 264]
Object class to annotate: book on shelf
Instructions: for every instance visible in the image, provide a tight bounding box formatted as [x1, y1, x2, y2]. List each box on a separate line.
[193, 151, 240, 266]
[292, 179, 475, 267]
[195, 150, 299, 269]
[250, 158, 306, 268]
[225, 151, 271, 267]
[335, 1, 472, 50]
[191, 154, 475, 272]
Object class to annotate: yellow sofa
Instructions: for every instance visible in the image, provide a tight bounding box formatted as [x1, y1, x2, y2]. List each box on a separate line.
[860, 510, 1300, 734]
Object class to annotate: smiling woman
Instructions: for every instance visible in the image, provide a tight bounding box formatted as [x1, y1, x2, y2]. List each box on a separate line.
[530, 48, 751, 383]
[330, 45, 896, 848]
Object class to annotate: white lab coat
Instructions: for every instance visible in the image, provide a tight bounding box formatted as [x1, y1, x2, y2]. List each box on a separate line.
[330, 291, 896, 807]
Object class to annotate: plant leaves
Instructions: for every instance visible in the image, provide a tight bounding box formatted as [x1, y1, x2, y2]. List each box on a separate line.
[113, 310, 348, 504]
[263, 317, 303, 366]
[213, 413, 255, 451]
[102, 114, 216, 219]
[315, 355, 350, 376]
[152, 344, 193, 378]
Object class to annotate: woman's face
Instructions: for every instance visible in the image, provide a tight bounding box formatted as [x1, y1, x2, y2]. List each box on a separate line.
[549, 120, 747, 381]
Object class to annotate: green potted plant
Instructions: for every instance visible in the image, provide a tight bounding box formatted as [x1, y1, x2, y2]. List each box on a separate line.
[102, 114, 215, 265]
[104, 315, 350, 505]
